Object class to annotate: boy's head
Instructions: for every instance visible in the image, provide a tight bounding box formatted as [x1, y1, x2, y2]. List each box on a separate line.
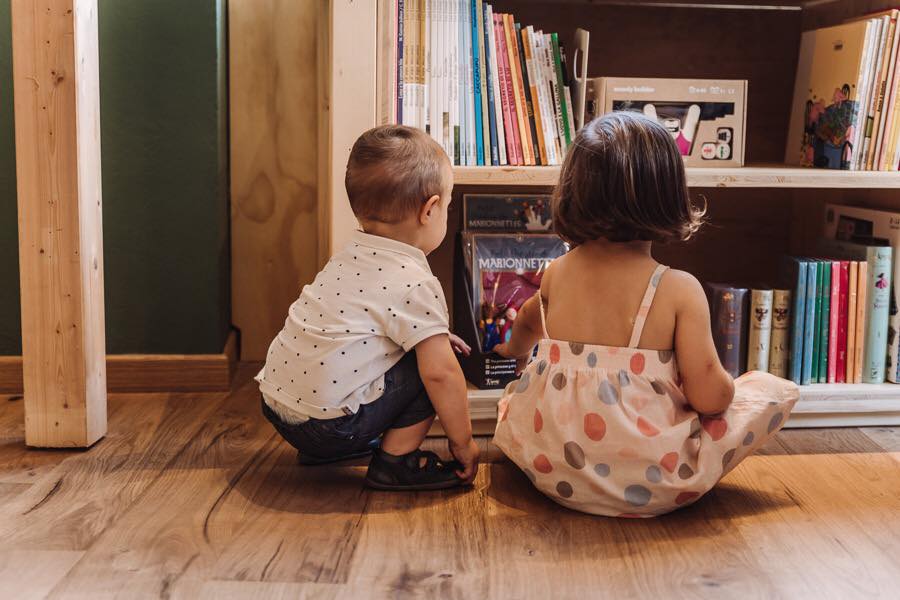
[552, 111, 705, 246]
[345, 125, 453, 254]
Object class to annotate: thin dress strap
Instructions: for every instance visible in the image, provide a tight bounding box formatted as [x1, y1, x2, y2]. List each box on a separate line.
[538, 292, 549, 339]
[627, 264, 669, 348]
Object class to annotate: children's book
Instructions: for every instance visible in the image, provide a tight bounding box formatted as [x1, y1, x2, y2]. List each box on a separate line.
[769, 289, 792, 378]
[813, 261, 828, 383]
[747, 289, 773, 372]
[707, 284, 750, 378]
[847, 261, 859, 383]
[787, 259, 808, 384]
[482, 2, 500, 165]
[828, 260, 841, 382]
[855, 261, 869, 382]
[470, 0, 484, 165]
[863, 246, 893, 382]
[516, 22, 541, 165]
[462, 233, 567, 352]
[802, 261, 819, 385]
[835, 260, 850, 383]
[786, 20, 873, 169]
[463, 194, 552, 232]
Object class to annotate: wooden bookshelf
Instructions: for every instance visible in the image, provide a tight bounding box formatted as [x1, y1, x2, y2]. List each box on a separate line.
[323, 0, 900, 429]
[454, 165, 900, 188]
[467, 383, 900, 428]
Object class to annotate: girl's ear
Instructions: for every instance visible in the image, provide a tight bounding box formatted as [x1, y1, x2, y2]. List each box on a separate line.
[419, 194, 442, 225]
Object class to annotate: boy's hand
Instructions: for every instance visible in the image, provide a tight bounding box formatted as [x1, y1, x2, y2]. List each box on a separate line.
[492, 342, 532, 374]
[449, 333, 471, 356]
[449, 437, 480, 484]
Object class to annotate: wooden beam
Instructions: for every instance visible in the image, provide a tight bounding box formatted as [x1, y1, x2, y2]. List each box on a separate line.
[10, 0, 106, 447]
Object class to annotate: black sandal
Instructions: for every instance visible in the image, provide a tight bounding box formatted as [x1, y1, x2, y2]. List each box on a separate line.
[365, 449, 464, 491]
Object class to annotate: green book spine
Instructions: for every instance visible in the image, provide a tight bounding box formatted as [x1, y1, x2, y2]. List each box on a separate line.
[811, 261, 823, 380]
[818, 261, 831, 383]
[549, 33, 572, 146]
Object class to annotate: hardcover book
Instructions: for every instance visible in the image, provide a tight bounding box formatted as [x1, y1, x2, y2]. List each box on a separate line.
[747, 289, 774, 372]
[802, 261, 818, 385]
[835, 260, 850, 382]
[828, 260, 840, 382]
[786, 259, 808, 384]
[855, 261, 869, 382]
[786, 20, 872, 169]
[769, 289, 792, 378]
[863, 246, 892, 383]
[847, 261, 859, 383]
[706, 284, 750, 378]
[463, 194, 552, 232]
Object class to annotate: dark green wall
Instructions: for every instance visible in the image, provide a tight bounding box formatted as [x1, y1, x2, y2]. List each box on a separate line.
[0, 2, 17, 355]
[0, 0, 230, 355]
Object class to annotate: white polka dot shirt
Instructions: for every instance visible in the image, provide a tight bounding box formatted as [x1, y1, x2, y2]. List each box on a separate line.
[256, 231, 450, 420]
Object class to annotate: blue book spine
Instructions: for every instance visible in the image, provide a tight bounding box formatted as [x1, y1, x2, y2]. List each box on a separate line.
[482, 3, 499, 165]
[863, 246, 893, 383]
[789, 260, 808, 384]
[470, 0, 484, 164]
[818, 261, 831, 383]
[397, 0, 404, 124]
[801, 261, 818, 385]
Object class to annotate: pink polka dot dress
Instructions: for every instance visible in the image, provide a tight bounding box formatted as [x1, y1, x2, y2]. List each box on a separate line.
[493, 265, 799, 517]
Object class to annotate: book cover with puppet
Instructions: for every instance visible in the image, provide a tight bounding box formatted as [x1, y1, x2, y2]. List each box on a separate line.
[462, 233, 567, 353]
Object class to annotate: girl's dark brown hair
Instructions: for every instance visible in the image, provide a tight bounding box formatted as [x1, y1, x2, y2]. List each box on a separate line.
[552, 111, 705, 246]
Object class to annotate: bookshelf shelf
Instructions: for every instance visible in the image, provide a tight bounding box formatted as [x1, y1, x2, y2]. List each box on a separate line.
[466, 383, 900, 428]
[453, 165, 900, 189]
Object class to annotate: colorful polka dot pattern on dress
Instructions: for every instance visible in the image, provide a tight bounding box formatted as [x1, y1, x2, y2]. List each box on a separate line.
[491, 264, 799, 517]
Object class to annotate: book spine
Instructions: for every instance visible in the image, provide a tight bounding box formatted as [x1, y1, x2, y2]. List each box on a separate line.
[884, 32, 900, 169]
[419, 0, 427, 131]
[560, 44, 577, 143]
[862, 17, 889, 170]
[423, 0, 430, 135]
[494, 15, 520, 165]
[880, 14, 900, 170]
[482, 3, 499, 165]
[710, 287, 749, 378]
[486, 6, 506, 165]
[847, 261, 859, 382]
[851, 21, 877, 170]
[871, 13, 899, 170]
[543, 33, 566, 155]
[529, 29, 556, 165]
[398, 0, 405, 125]
[863, 246, 892, 383]
[463, 0, 476, 165]
[516, 22, 542, 165]
[475, 0, 490, 165]
[811, 262, 823, 382]
[449, 0, 460, 164]
[469, 0, 484, 165]
[747, 289, 774, 372]
[802, 261, 818, 385]
[835, 261, 850, 383]
[818, 261, 831, 383]
[505, 14, 534, 166]
[550, 33, 573, 148]
[521, 27, 548, 166]
[828, 260, 840, 382]
[769, 289, 792, 378]
[854, 261, 869, 382]
[789, 260, 807, 384]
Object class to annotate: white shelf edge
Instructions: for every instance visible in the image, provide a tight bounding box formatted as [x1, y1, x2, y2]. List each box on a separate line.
[465, 383, 900, 429]
[452, 165, 900, 189]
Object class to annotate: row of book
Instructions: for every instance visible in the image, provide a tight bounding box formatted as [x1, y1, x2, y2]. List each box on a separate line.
[376, 0, 587, 167]
[788, 9, 900, 170]
[709, 202, 900, 386]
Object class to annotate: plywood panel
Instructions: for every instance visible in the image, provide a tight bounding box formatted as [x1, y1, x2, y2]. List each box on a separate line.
[11, 0, 106, 447]
[230, 0, 320, 360]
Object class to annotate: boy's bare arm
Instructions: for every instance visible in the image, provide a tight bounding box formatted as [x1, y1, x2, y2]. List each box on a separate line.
[415, 334, 480, 481]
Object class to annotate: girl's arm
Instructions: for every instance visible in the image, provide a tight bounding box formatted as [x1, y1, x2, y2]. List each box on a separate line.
[671, 271, 735, 415]
[493, 292, 543, 368]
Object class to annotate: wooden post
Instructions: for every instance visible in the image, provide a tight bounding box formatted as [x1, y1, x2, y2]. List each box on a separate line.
[11, 0, 106, 447]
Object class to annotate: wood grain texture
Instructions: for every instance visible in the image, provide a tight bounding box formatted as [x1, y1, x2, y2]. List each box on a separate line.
[1, 366, 900, 598]
[0, 331, 237, 394]
[230, 0, 320, 361]
[11, 0, 106, 447]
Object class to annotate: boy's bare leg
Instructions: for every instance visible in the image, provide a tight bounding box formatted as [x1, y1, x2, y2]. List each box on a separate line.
[381, 416, 435, 455]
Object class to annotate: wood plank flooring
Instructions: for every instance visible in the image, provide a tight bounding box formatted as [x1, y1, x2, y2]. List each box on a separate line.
[2, 365, 899, 599]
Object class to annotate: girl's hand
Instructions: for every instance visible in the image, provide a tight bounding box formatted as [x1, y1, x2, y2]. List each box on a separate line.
[449, 333, 472, 356]
[492, 342, 532, 374]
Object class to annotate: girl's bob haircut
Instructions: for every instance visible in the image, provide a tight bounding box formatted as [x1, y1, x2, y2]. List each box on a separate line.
[552, 111, 706, 246]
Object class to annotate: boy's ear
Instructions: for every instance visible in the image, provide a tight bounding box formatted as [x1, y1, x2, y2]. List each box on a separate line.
[419, 194, 442, 225]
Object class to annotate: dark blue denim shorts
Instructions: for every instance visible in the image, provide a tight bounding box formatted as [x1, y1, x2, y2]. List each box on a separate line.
[261, 351, 435, 460]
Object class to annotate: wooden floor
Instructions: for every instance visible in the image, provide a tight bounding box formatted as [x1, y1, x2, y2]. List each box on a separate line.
[2, 365, 900, 599]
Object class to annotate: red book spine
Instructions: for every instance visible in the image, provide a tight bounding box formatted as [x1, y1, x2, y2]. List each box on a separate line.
[828, 260, 840, 383]
[835, 260, 850, 383]
[494, 15, 521, 165]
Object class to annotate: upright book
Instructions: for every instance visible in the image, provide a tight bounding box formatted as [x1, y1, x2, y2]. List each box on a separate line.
[786, 259, 808, 384]
[863, 246, 892, 383]
[846, 261, 859, 383]
[747, 289, 774, 372]
[786, 20, 873, 169]
[802, 261, 819, 385]
[769, 289, 792, 378]
[706, 284, 750, 378]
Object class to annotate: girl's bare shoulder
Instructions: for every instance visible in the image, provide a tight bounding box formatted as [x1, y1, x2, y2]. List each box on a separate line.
[658, 268, 707, 309]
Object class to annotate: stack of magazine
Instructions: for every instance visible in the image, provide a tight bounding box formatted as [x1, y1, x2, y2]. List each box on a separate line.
[454, 194, 567, 389]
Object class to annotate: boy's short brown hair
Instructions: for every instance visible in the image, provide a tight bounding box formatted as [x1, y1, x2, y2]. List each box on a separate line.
[552, 111, 705, 246]
[345, 125, 449, 223]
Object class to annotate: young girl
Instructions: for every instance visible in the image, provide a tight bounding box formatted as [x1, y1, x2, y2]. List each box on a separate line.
[492, 112, 799, 517]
